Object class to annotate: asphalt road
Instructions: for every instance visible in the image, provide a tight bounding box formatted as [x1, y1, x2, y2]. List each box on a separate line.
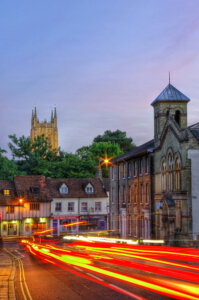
[3, 241, 199, 300]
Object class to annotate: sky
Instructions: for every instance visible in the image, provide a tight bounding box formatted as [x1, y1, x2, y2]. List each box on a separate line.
[1, 0, 199, 155]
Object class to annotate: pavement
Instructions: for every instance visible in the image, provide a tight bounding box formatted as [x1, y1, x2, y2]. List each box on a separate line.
[0, 248, 16, 300]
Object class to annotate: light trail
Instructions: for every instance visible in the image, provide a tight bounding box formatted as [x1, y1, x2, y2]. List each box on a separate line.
[62, 221, 87, 227]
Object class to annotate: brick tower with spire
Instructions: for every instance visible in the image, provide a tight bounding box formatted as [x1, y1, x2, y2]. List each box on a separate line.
[30, 107, 58, 152]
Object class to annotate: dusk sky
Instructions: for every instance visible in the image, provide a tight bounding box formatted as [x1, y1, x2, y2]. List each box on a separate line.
[1, 1, 199, 155]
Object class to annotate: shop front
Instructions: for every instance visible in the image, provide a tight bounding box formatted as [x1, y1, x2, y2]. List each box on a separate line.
[51, 216, 79, 236]
[1, 220, 19, 236]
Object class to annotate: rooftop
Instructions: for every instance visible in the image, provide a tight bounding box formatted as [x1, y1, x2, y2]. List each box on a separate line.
[151, 83, 190, 105]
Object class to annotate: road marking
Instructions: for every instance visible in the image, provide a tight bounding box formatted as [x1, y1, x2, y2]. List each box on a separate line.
[86, 273, 104, 282]
[5, 249, 33, 300]
[74, 266, 83, 272]
[109, 284, 144, 300]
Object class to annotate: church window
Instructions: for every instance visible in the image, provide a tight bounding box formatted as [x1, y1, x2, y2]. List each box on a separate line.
[133, 161, 138, 177]
[122, 163, 126, 178]
[175, 110, 181, 126]
[168, 154, 174, 191]
[59, 184, 68, 194]
[175, 158, 181, 191]
[161, 160, 167, 192]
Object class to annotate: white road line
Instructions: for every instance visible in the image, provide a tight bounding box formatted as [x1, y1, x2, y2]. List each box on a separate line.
[109, 284, 144, 300]
[73, 266, 83, 272]
[86, 273, 104, 282]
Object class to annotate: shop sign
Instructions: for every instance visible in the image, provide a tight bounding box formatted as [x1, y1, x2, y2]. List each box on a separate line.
[51, 216, 78, 220]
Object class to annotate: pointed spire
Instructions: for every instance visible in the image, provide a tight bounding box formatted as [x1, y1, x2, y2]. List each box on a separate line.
[34, 106, 37, 118]
[169, 72, 170, 84]
[54, 107, 57, 119]
[51, 110, 53, 122]
[32, 109, 34, 120]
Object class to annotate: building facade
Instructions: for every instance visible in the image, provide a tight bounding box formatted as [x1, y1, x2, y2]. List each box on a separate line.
[0, 176, 51, 237]
[110, 83, 199, 244]
[30, 107, 58, 152]
[49, 178, 109, 236]
[0, 176, 109, 237]
[110, 141, 154, 239]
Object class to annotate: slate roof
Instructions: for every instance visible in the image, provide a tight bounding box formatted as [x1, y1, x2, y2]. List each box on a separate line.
[14, 176, 51, 202]
[112, 139, 154, 163]
[0, 180, 16, 205]
[151, 84, 190, 105]
[46, 178, 108, 198]
[189, 123, 199, 142]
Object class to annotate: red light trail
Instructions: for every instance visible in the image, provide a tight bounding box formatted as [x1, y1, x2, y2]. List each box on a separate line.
[21, 239, 199, 300]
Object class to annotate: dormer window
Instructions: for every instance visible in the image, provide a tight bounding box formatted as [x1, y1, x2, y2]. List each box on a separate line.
[3, 189, 10, 196]
[85, 183, 94, 194]
[59, 183, 68, 194]
[30, 187, 40, 195]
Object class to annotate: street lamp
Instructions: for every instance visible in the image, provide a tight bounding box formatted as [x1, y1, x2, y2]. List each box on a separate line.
[18, 198, 24, 237]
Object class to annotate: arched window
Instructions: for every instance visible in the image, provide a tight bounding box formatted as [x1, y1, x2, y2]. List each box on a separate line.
[161, 160, 167, 192]
[175, 158, 181, 191]
[168, 154, 174, 191]
[175, 110, 181, 126]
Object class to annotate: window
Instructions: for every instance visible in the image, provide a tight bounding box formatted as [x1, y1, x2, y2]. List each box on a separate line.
[6, 206, 14, 214]
[25, 223, 30, 232]
[140, 184, 144, 203]
[68, 202, 74, 212]
[111, 167, 114, 180]
[145, 157, 149, 173]
[128, 215, 132, 236]
[168, 154, 174, 191]
[133, 161, 138, 177]
[59, 184, 68, 194]
[30, 203, 40, 211]
[122, 163, 126, 178]
[175, 158, 181, 191]
[127, 162, 131, 178]
[3, 224, 7, 232]
[161, 160, 167, 192]
[81, 202, 88, 212]
[30, 187, 40, 195]
[95, 202, 101, 212]
[141, 216, 144, 238]
[85, 183, 94, 194]
[134, 185, 137, 203]
[175, 110, 181, 126]
[139, 159, 143, 175]
[146, 184, 149, 204]
[145, 219, 149, 239]
[4, 189, 10, 196]
[55, 202, 62, 212]
[123, 186, 126, 203]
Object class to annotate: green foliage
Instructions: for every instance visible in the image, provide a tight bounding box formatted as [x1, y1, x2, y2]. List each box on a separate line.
[0, 129, 134, 179]
[93, 129, 135, 152]
[0, 148, 20, 180]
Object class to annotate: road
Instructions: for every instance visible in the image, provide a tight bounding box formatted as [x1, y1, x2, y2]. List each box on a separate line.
[3, 239, 199, 300]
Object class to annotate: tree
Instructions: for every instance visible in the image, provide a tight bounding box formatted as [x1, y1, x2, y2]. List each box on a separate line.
[93, 130, 135, 152]
[8, 134, 58, 176]
[0, 148, 20, 180]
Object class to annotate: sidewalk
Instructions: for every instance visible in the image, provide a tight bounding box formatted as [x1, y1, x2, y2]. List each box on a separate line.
[0, 249, 15, 300]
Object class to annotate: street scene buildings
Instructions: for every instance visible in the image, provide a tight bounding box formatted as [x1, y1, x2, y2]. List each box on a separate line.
[110, 83, 199, 245]
[0, 176, 109, 236]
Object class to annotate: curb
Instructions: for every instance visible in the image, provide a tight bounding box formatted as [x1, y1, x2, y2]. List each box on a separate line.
[0, 249, 16, 300]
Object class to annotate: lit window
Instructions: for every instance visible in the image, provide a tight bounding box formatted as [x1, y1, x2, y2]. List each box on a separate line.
[55, 202, 62, 212]
[6, 206, 14, 214]
[85, 183, 94, 194]
[95, 202, 101, 212]
[59, 184, 68, 194]
[4, 189, 10, 196]
[68, 202, 74, 212]
[81, 202, 88, 212]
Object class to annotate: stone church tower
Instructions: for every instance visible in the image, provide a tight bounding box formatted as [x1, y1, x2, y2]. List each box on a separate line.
[30, 107, 58, 152]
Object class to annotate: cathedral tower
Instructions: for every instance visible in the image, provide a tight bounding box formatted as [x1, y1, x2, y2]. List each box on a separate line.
[31, 107, 58, 152]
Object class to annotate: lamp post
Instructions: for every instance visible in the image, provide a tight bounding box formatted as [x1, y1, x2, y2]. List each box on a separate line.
[18, 198, 24, 237]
